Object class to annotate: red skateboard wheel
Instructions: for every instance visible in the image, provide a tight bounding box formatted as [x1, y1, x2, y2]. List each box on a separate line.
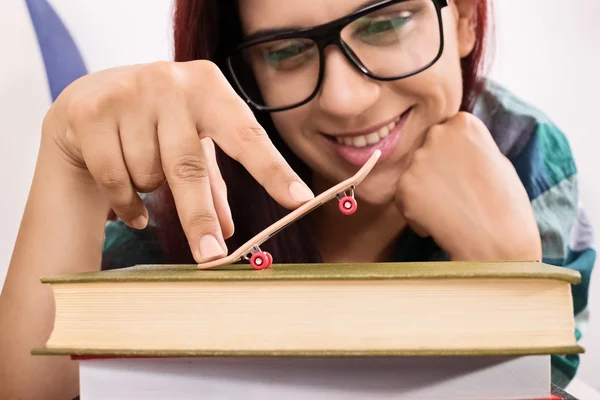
[250, 251, 272, 270]
[264, 251, 273, 267]
[338, 196, 357, 215]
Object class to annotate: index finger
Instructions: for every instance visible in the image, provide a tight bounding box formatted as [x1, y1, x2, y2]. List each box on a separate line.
[197, 93, 315, 211]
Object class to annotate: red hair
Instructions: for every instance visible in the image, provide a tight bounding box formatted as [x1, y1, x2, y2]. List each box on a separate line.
[149, 0, 493, 263]
[461, 0, 492, 111]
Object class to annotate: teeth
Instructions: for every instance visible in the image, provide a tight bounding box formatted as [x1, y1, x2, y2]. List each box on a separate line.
[335, 118, 398, 148]
[353, 135, 367, 148]
[379, 126, 390, 138]
[366, 132, 380, 145]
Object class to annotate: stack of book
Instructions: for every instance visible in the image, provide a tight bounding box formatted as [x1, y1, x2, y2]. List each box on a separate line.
[34, 261, 581, 399]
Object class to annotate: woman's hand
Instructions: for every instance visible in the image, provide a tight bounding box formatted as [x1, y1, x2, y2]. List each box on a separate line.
[47, 60, 314, 262]
[395, 112, 542, 261]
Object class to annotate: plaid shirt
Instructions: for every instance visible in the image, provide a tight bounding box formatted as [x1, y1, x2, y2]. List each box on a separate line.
[102, 80, 596, 387]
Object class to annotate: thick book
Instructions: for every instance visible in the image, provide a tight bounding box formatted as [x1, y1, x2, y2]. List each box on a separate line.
[33, 260, 583, 357]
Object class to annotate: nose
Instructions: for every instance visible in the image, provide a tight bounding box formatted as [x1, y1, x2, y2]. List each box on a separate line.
[317, 46, 380, 118]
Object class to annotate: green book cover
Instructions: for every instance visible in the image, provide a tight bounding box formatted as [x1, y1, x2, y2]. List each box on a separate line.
[40, 260, 581, 284]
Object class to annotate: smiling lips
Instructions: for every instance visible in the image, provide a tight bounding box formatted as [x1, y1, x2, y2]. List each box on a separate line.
[334, 118, 400, 148]
[325, 108, 411, 166]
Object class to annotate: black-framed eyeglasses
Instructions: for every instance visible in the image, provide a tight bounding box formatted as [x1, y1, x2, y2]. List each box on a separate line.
[227, 0, 448, 112]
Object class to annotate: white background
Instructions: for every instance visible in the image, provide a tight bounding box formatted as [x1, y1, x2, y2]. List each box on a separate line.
[0, 0, 598, 395]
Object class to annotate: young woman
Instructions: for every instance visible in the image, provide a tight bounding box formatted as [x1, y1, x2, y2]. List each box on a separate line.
[0, 0, 594, 398]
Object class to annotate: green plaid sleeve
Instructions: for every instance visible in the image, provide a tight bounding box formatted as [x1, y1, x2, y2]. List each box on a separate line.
[517, 121, 596, 387]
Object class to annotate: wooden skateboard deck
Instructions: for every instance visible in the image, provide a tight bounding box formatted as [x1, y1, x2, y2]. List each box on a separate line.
[197, 150, 382, 270]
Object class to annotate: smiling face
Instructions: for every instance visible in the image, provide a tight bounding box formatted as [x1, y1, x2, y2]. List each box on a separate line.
[237, 0, 477, 206]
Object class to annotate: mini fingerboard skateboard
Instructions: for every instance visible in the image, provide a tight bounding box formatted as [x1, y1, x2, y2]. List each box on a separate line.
[197, 150, 381, 270]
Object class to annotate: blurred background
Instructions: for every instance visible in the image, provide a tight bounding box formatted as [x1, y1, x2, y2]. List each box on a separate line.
[0, 0, 598, 397]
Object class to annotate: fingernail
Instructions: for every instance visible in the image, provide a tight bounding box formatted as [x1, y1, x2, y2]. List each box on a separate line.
[199, 234, 225, 259]
[131, 215, 148, 230]
[289, 181, 314, 203]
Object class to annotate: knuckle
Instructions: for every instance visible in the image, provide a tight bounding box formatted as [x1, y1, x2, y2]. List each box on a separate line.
[98, 167, 130, 192]
[265, 160, 291, 181]
[132, 171, 165, 192]
[452, 112, 484, 138]
[110, 76, 139, 104]
[187, 209, 218, 230]
[186, 60, 229, 101]
[196, 60, 221, 79]
[228, 123, 269, 161]
[239, 123, 269, 146]
[138, 61, 182, 97]
[144, 61, 174, 83]
[171, 155, 208, 182]
[453, 111, 473, 126]
[397, 196, 414, 220]
[67, 82, 136, 130]
[403, 206, 416, 222]
[67, 95, 109, 129]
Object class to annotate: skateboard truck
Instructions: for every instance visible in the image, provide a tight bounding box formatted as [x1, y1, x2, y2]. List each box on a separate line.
[244, 246, 273, 270]
[336, 185, 357, 216]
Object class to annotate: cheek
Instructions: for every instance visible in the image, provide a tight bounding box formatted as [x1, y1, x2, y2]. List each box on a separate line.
[388, 10, 465, 124]
[269, 108, 310, 148]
